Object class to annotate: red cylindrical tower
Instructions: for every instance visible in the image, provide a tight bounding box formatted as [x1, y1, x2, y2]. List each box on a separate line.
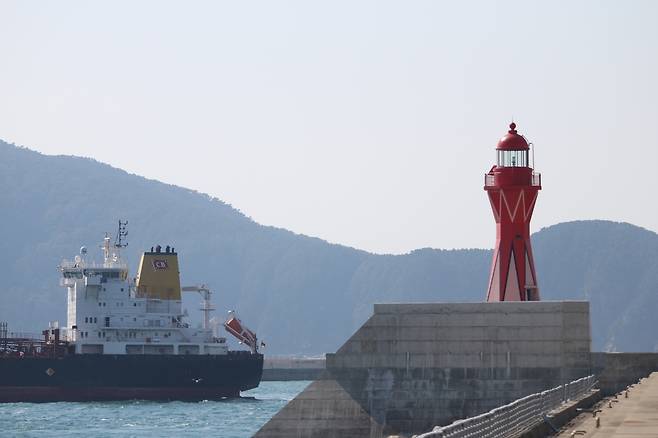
[484, 123, 541, 301]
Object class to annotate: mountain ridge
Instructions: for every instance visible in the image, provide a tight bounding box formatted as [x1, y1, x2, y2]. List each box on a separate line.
[1, 140, 657, 354]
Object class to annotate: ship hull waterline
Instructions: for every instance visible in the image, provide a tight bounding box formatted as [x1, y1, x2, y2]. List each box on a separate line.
[0, 352, 263, 403]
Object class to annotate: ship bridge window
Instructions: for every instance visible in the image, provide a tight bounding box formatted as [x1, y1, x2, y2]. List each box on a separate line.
[497, 150, 528, 167]
[101, 272, 120, 281]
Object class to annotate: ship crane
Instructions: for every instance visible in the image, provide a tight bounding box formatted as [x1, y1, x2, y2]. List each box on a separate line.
[181, 285, 215, 330]
[181, 286, 260, 353]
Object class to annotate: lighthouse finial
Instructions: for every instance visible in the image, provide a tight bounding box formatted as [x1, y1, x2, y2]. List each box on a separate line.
[509, 122, 517, 133]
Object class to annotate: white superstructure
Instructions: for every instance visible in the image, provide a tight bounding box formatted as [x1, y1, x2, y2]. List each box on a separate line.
[59, 228, 228, 356]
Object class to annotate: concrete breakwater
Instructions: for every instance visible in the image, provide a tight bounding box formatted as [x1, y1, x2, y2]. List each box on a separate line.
[591, 352, 658, 395]
[256, 301, 592, 437]
[262, 357, 326, 381]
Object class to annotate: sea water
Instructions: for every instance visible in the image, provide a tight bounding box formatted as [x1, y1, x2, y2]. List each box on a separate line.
[0, 381, 310, 437]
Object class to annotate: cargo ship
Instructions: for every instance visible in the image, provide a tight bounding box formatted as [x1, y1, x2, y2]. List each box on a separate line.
[0, 222, 263, 402]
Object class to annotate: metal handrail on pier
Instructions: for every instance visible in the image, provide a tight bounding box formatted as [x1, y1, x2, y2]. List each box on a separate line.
[415, 375, 597, 438]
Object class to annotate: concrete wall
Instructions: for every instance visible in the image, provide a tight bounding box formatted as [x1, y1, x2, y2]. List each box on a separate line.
[262, 357, 326, 381]
[256, 301, 591, 438]
[591, 352, 658, 395]
[262, 368, 325, 381]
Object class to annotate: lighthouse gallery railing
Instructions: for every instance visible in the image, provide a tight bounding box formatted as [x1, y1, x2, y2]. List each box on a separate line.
[414, 374, 596, 438]
[484, 172, 541, 187]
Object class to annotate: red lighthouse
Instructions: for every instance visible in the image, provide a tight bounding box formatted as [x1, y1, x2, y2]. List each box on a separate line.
[484, 123, 541, 301]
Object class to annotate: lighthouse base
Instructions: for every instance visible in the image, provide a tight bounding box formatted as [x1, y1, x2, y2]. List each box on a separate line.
[255, 301, 591, 438]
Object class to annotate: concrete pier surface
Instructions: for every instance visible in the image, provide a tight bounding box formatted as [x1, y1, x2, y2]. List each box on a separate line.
[255, 301, 592, 437]
[555, 372, 658, 437]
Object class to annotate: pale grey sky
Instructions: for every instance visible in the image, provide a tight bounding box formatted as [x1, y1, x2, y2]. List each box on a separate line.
[1, 1, 657, 254]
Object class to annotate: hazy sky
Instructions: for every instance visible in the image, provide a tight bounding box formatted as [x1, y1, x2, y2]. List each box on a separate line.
[1, 1, 657, 254]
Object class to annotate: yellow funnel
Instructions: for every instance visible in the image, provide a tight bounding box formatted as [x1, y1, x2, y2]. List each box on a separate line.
[135, 247, 181, 300]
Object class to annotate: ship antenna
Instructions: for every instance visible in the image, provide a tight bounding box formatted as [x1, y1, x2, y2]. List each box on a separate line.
[115, 220, 129, 248]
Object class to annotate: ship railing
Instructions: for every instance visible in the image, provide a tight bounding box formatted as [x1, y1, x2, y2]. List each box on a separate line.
[413, 375, 597, 438]
[5, 332, 42, 340]
[60, 259, 128, 270]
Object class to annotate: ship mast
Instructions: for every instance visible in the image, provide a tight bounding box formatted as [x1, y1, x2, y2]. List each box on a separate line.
[104, 220, 128, 266]
[115, 220, 128, 249]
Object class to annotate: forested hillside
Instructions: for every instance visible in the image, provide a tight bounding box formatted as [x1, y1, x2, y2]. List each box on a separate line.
[1, 140, 656, 354]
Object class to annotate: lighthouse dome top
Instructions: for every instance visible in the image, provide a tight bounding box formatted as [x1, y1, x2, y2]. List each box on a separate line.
[497, 122, 529, 151]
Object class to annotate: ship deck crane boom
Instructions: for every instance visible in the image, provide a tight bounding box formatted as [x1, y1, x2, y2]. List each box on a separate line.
[182, 285, 261, 353]
[181, 285, 215, 330]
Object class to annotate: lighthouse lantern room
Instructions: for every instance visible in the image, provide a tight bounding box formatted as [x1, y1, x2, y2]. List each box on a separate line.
[484, 123, 542, 302]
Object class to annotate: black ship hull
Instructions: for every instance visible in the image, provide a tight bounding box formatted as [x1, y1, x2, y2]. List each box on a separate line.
[0, 351, 263, 402]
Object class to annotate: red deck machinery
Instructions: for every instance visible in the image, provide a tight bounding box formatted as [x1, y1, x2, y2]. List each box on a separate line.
[484, 123, 542, 301]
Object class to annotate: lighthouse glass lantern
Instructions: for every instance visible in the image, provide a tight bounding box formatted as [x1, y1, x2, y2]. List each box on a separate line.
[484, 123, 542, 302]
